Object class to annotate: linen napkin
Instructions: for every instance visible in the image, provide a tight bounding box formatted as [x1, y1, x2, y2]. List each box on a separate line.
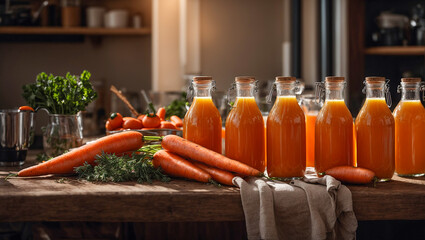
[233, 175, 357, 240]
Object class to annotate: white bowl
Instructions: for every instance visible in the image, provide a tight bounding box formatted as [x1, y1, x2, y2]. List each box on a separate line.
[104, 10, 129, 28]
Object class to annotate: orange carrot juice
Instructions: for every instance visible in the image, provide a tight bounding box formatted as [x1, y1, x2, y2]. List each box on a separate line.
[184, 97, 222, 153]
[356, 98, 395, 180]
[315, 100, 354, 173]
[315, 77, 354, 174]
[183, 76, 222, 153]
[305, 114, 316, 168]
[226, 97, 265, 172]
[394, 100, 425, 176]
[267, 96, 306, 178]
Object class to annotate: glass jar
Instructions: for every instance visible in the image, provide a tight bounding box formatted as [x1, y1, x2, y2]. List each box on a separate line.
[355, 77, 395, 181]
[393, 78, 425, 177]
[267, 76, 306, 179]
[315, 76, 354, 175]
[61, 0, 81, 27]
[299, 94, 322, 168]
[184, 76, 222, 153]
[225, 76, 265, 172]
[43, 113, 83, 157]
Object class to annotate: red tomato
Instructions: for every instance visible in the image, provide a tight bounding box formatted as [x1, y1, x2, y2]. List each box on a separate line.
[142, 114, 161, 128]
[105, 112, 123, 131]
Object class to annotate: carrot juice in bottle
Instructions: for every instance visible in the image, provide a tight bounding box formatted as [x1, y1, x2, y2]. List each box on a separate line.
[393, 78, 425, 177]
[300, 94, 322, 168]
[315, 77, 354, 175]
[225, 76, 265, 172]
[267, 77, 306, 179]
[183, 76, 222, 153]
[355, 77, 395, 181]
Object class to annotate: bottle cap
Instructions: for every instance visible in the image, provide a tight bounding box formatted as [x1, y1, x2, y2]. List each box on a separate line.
[365, 76, 385, 83]
[235, 76, 255, 83]
[401, 78, 421, 83]
[193, 76, 213, 84]
[325, 76, 345, 82]
[275, 76, 296, 83]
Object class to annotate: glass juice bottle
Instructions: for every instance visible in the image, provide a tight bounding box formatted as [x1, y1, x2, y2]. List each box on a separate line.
[300, 94, 322, 168]
[315, 76, 354, 175]
[267, 76, 306, 179]
[393, 78, 425, 177]
[355, 77, 395, 181]
[225, 76, 265, 172]
[183, 76, 222, 153]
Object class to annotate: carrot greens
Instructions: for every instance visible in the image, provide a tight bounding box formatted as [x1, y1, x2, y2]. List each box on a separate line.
[75, 151, 170, 183]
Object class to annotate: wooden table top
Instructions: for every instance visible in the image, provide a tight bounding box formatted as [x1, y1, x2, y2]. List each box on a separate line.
[1, 151, 425, 223]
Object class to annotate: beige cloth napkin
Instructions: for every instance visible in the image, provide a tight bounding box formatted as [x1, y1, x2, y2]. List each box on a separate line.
[233, 175, 357, 240]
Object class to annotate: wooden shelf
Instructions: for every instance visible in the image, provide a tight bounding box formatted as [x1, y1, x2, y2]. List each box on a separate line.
[365, 46, 425, 56]
[0, 27, 151, 36]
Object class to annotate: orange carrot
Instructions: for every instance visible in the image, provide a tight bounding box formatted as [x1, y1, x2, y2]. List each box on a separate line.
[153, 150, 211, 183]
[324, 166, 376, 184]
[170, 115, 183, 127]
[18, 106, 34, 111]
[161, 135, 262, 177]
[18, 131, 145, 177]
[157, 107, 166, 121]
[123, 117, 143, 129]
[160, 121, 176, 129]
[192, 161, 235, 186]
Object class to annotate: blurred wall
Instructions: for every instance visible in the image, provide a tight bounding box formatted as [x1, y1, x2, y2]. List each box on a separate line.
[0, 37, 151, 109]
[199, 0, 284, 91]
[152, 0, 185, 92]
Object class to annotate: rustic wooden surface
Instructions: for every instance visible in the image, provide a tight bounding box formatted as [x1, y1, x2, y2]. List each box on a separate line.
[1, 151, 425, 222]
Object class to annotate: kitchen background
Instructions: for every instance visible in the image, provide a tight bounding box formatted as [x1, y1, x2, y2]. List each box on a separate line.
[1, 0, 425, 238]
[1, 0, 424, 132]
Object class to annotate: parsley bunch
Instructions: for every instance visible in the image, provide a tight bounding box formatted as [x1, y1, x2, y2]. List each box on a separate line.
[22, 70, 97, 115]
[75, 151, 170, 183]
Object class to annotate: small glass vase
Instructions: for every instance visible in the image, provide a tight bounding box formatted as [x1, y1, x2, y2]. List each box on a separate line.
[43, 113, 83, 157]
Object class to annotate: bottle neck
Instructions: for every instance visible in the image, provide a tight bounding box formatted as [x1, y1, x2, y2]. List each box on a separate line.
[325, 82, 345, 101]
[366, 82, 385, 99]
[276, 82, 296, 97]
[400, 82, 421, 101]
[236, 82, 256, 97]
[193, 83, 213, 98]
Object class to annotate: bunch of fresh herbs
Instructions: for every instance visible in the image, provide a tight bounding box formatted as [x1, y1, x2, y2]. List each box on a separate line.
[165, 92, 188, 119]
[22, 70, 97, 115]
[75, 149, 170, 183]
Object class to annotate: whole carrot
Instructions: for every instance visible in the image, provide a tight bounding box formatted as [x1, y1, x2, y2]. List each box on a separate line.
[157, 107, 166, 121]
[18, 131, 146, 177]
[192, 161, 236, 186]
[160, 121, 176, 129]
[161, 135, 262, 177]
[170, 115, 183, 127]
[153, 150, 211, 183]
[324, 166, 376, 184]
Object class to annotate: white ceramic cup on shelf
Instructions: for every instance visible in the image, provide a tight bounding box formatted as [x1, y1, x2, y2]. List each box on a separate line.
[104, 10, 129, 28]
[86, 7, 105, 28]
